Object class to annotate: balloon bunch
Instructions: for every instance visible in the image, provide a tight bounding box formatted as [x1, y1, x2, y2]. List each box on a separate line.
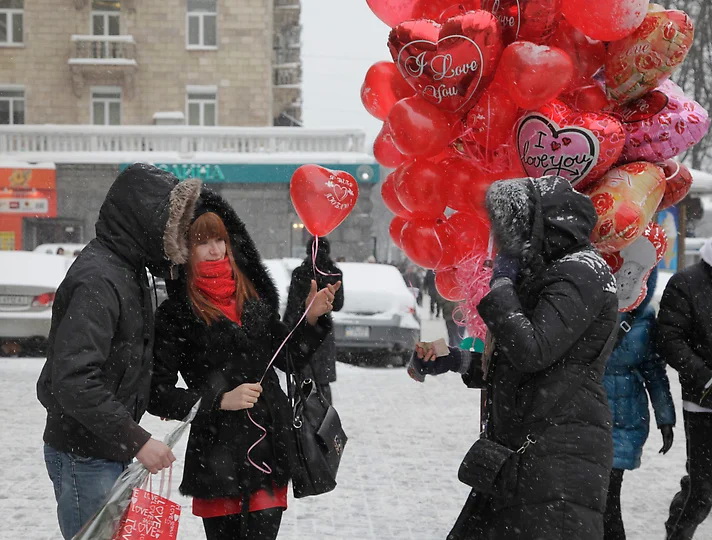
[362, 0, 710, 331]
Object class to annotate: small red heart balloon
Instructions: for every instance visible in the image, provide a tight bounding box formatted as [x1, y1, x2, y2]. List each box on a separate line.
[439, 210, 490, 269]
[481, 0, 561, 45]
[547, 18, 606, 93]
[394, 158, 448, 218]
[381, 171, 412, 218]
[442, 157, 489, 213]
[658, 159, 693, 211]
[290, 165, 359, 237]
[435, 267, 465, 301]
[361, 61, 415, 121]
[465, 82, 520, 148]
[388, 11, 503, 114]
[498, 41, 574, 110]
[400, 216, 449, 269]
[373, 122, 407, 168]
[388, 96, 454, 157]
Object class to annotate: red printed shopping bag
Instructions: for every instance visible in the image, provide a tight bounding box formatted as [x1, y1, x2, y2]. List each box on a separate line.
[112, 473, 181, 540]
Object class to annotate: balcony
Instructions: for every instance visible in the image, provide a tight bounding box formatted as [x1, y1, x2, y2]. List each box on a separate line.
[274, 0, 300, 24]
[274, 0, 299, 8]
[274, 64, 301, 88]
[0, 125, 367, 160]
[274, 48, 300, 66]
[68, 35, 138, 97]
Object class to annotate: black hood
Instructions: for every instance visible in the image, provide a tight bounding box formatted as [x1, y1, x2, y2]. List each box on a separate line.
[95, 163, 201, 275]
[166, 188, 280, 314]
[486, 175, 598, 264]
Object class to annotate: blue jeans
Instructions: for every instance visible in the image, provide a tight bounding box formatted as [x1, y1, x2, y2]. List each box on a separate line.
[43, 444, 128, 539]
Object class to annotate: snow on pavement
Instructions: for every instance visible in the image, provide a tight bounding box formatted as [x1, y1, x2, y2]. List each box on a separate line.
[1, 315, 710, 539]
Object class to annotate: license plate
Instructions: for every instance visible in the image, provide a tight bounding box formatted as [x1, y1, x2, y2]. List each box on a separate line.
[0, 295, 32, 306]
[344, 326, 370, 339]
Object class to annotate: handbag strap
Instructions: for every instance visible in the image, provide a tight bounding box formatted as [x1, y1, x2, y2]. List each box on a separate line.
[515, 320, 619, 453]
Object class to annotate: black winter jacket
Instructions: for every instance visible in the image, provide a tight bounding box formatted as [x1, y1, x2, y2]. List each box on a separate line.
[657, 261, 712, 406]
[148, 189, 330, 498]
[283, 248, 343, 384]
[37, 164, 201, 461]
[450, 176, 618, 540]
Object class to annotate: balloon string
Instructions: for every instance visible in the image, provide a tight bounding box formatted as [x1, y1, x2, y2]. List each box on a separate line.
[246, 293, 318, 474]
[311, 235, 340, 278]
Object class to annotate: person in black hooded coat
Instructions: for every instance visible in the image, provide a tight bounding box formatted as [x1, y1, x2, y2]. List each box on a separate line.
[411, 176, 618, 539]
[148, 189, 337, 539]
[283, 237, 344, 403]
[36, 163, 201, 539]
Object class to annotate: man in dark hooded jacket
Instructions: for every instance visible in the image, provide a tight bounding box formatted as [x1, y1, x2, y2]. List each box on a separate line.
[283, 236, 344, 403]
[36, 163, 201, 539]
[411, 176, 618, 539]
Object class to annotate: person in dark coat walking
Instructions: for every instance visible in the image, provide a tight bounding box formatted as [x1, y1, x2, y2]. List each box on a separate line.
[148, 191, 338, 540]
[283, 236, 344, 404]
[410, 176, 618, 539]
[36, 164, 201, 539]
[658, 237, 712, 539]
[424, 269, 441, 318]
[602, 268, 676, 540]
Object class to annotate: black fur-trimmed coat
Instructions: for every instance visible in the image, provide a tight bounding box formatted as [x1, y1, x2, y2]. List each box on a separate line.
[148, 189, 330, 498]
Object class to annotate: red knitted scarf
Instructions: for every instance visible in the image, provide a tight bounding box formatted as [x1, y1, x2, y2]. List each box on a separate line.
[194, 257, 240, 324]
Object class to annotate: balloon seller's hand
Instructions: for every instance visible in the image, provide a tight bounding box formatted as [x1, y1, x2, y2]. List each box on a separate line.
[220, 383, 263, 411]
[406, 341, 464, 382]
[659, 424, 674, 455]
[136, 438, 176, 474]
[491, 253, 520, 285]
[306, 280, 342, 325]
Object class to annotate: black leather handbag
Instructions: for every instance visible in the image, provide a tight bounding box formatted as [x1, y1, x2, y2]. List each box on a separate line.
[287, 355, 348, 498]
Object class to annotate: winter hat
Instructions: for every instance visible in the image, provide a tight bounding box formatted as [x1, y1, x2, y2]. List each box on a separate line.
[485, 177, 535, 257]
[701, 237, 712, 267]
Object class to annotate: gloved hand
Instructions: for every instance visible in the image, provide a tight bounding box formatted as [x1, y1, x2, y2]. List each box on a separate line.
[659, 425, 674, 454]
[406, 345, 465, 382]
[491, 253, 520, 285]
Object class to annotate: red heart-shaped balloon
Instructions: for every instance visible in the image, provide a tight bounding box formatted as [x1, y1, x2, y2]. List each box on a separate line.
[373, 122, 406, 168]
[290, 165, 359, 237]
[517, 100, 625, 189]
[498, 41, 574, 110]
[400, 216, 450, 269]
[465, 82, 520, 148]
[481, 0, 560, 44]
[389, 216, 409, 248]
[439, 210, 490, 269]
[658, 159, 693, 211]
[394, 158, 448, 218]
[548, 18, 606, 93]
[435, 267, 465, 301]
[367, 0, 483, 28]
[388, 11, 503, 114]
[361, 61, 415, 121]
[381, 171, 412, 218]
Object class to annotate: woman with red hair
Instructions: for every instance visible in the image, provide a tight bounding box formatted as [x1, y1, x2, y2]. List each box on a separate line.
[149, 191, 339, 539]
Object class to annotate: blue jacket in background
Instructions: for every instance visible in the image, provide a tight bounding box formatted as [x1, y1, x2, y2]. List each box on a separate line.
[604, 305, 676, 470]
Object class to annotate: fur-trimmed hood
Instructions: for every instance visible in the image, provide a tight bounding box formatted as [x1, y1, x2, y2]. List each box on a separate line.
[165, 187, 280, 314]
[485, 175, 598, 264]
[95, 163, 200, 275]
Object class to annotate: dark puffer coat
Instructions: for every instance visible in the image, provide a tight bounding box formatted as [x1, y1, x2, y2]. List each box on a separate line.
[283, 238, 344, 385]
[657, 260, 712, 407]
[148, 189, 330, 498]
[450, 176, 618, 540]
[37, 164, 201, 461]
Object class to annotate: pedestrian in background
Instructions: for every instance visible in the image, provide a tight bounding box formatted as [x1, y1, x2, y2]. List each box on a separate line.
[441, 299, 462, 347]
[658, 237, 712, 539]
[284, 236, 344, 404]
[602, 268, 676, 540]
[424, 269, 441, 318]
[410, 176, 618, 539]
[403, 264, 423, 306]
[149, 194, 337, 540]
[36, 164, 200, 539]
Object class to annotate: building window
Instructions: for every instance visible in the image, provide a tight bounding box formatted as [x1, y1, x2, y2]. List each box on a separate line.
[92, 87, 121, 125]
[186, 87, 217, 126]
[0, 0, 23, 46]
[0, 87, 24, 124]
[187, 0, 217, 49]
[92, 1, 120, 36]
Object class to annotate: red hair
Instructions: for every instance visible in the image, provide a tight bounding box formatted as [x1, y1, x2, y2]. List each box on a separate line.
[187, 212, 259, 324]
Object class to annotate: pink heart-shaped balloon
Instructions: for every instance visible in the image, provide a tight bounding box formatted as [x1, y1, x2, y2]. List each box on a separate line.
[388, 11, 503, 114]
[290, 165, 359, 237]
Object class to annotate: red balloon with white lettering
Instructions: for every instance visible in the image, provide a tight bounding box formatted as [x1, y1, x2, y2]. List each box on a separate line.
[290, 165, 359, 237]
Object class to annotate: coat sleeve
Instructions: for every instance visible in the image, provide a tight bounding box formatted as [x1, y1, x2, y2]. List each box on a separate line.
[477, 264, 610, 374]
[636, 311, 676, 427]
[149, 303, 228, 424]
[656, 273, 712, 391]
[50, 277, 151, 457]
[331, 267, 344, 312]
[283, 267, 307, 328]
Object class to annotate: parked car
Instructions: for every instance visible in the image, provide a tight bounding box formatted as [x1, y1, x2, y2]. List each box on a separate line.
[0, 251, 72, 356]
[332, 262, 420, 366]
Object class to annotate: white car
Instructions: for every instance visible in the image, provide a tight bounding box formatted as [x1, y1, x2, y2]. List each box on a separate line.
[263, 258, 292, 317]
[0, 251, 72, 355]
[332, 262, 420, 365]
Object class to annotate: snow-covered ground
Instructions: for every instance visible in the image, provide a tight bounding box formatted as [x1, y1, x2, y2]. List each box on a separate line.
[1, 314, 710, 539]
